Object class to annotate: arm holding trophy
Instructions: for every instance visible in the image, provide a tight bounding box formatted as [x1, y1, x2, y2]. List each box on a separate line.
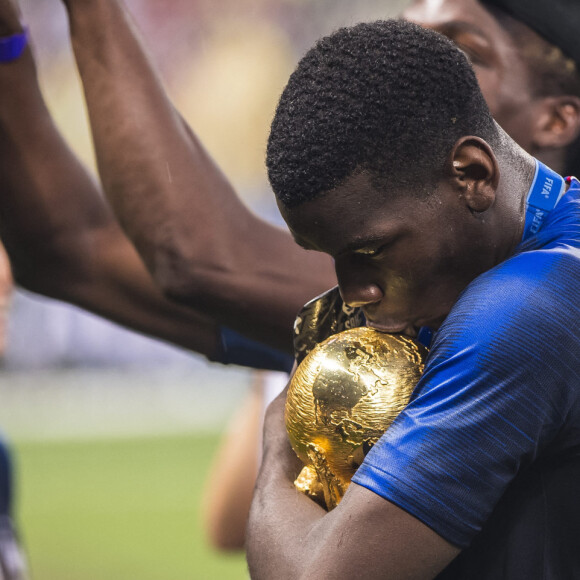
[248, 367, 459, 580]
[248, 303, 457, 579]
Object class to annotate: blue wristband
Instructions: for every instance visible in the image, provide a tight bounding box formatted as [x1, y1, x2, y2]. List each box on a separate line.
[0, 28, 28, 63]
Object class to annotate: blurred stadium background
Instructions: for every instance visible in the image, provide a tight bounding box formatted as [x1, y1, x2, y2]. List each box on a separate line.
[4, 0, 408, 577]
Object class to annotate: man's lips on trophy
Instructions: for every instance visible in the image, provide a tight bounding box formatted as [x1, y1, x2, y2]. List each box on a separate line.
[365, 319, 419, 337]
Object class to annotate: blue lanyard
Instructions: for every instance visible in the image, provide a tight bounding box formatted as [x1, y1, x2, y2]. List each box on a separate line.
[523, 160, 566, 240]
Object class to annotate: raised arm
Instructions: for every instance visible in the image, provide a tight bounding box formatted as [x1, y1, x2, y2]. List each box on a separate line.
[0, 2, 221, 357]
[60, 0, 336, 352]
[246, 392, 459, 580]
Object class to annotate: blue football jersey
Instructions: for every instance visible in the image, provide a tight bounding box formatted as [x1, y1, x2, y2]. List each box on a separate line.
[353, 169, 580, 579]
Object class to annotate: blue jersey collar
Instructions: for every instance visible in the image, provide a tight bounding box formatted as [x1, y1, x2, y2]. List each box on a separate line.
[522, 160, 566, 241]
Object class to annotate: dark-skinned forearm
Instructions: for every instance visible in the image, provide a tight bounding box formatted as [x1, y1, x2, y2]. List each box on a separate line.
[63, 0, 335, 352]
[248, 457, 459, 580]
[247, 436, 327, 580]
[0, 39, 220, 357]
[0, 40, 108, 290]
[247, 390, 459, 580]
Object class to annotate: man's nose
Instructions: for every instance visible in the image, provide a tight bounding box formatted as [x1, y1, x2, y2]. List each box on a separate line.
[341, 284, 384, 308]
[335, 258, 384, 308]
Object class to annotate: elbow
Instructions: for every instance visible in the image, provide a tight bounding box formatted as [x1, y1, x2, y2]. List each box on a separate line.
[144, 223, 254, 311]
[10, 260, 52, 296]
[157, 268, 209, 309]
[158, 269, 199, 304]
[206, 526, 246, 553]
[3, 227, 89, 299]
[11, 262, 76, 303]
[150, 249, 224, 309]
[8, 242, 89, 303]
[202, 492, 250, 553]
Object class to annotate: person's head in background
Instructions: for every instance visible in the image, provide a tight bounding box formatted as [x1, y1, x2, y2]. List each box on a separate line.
[403, 0, 580, 177]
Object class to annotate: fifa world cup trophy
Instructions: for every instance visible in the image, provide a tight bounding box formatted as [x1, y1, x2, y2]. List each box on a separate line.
[285, 327, 427, 510]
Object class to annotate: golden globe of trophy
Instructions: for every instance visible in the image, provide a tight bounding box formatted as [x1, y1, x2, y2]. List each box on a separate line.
[285, 327, 427, 510]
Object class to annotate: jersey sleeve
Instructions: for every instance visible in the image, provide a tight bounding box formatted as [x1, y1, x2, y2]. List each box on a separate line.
[352, 250, 580, 547]
[212, 326, 294, 373]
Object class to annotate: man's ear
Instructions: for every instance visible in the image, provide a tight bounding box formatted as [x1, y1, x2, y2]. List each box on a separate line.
[447, 136, 499, 213]
[531, 95, 580, 150]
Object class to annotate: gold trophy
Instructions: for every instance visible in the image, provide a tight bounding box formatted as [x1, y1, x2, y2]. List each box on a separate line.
[285, 327, 427, 510]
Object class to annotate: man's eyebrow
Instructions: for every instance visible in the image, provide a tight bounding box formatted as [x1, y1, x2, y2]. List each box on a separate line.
[433, 20, 491, 43]
[402, 16, 490, 42]
[343, 234, 392, 253]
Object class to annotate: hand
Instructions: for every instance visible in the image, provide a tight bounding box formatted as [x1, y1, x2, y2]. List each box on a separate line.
[262, 386, 303, 482]
[0, 0, 23, 37]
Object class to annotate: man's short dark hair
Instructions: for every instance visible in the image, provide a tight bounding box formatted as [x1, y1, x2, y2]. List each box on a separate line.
[267, 19, 499, 208]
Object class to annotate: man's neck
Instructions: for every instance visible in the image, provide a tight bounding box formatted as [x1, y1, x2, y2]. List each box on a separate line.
[492, 142, 536, 261]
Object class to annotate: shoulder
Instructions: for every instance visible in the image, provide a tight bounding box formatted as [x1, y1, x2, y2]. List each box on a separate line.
[441, 246, 580, 347]
[422, 248, 580, 409]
